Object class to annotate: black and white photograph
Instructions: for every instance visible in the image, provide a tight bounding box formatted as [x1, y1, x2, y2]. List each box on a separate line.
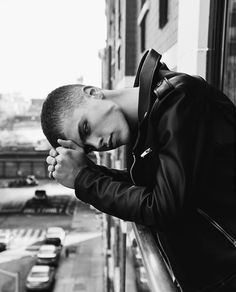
[0, 1, 235, 291]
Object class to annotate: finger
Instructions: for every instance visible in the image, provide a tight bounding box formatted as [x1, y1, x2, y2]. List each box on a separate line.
[48, 165, 54, 172]
[48, 171, 54, 179]
[56, 146, 76, 155]
[54, 164, 61, 170]
[46, 156, 57, 165]
[58, 139, 83, 151]
[52, 170, 58, 179]
[55, 146, 66, 154]
[49, 148, 58, 157]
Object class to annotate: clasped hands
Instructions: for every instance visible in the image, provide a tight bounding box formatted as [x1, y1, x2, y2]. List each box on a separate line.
[46, 139, 90, 189]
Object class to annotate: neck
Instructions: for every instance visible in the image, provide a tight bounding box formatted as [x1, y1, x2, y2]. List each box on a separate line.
[103, 87, 139, 130]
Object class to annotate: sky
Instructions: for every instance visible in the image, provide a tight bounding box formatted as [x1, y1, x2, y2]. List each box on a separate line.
[0, 0, 107, 100]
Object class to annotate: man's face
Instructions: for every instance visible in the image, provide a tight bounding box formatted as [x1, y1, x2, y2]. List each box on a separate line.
[63, 98, 131, 152]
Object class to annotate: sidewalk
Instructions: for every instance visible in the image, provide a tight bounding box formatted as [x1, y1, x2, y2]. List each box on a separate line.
[53, 201, 137, 292]
[54, 202, 104, 292]
[54, 235, 104, 292]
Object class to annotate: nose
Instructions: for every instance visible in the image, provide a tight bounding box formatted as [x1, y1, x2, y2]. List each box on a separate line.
[85, 136, 103, 151]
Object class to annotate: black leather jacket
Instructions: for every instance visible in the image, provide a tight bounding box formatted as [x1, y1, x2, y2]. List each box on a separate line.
[75, 49, 236, 291]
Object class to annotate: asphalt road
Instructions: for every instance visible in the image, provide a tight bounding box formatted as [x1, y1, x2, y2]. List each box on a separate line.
[53, 211, 104, 292]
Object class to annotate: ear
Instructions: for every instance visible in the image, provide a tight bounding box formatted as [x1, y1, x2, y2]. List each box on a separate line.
[82, 85, 104, 99]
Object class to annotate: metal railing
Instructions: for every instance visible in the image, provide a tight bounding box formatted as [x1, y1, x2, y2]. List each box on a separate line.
[100, 152, 179, 292]
[132, 223, 179, 292]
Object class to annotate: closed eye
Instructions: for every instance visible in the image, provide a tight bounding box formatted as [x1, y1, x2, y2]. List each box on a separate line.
[83, 120, 90, 136]
[79, 120, 90, 142]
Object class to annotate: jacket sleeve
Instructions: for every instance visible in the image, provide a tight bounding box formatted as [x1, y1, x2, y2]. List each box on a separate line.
[74, 79, 206, 229]
[95, 165, 131, 182]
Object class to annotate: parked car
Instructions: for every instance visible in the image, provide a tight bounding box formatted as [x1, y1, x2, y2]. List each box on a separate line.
[31, 190, 50, 207]
[45, 227, 65, 246]
[36, 244, 61, 266]
[8, 175, 38, 187]
[136, 266, 150, 292]
[34, 190, 48, 201]
[0, 231, 12, 251]
[25, 265, 55, 291]
[24, 189, 51, 212]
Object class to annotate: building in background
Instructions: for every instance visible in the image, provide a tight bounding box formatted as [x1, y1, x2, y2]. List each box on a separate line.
[0, 98, 51, 179]
[100, 1, 236, 291]
[102, 0, 235, 104]
[100, 0, 236, 185]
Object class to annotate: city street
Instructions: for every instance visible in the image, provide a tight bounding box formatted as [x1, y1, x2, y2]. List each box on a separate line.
[0, 180, 105, 292]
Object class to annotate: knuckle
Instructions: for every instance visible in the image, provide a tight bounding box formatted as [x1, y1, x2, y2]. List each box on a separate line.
[49, 149, 56, 156]
[48, 165, 54, 172]
[55, 164, 60, 170]
[56, 147, 61, 153]
[56, 156, 62, 163]
[47, 156, 57, 165]
[53, 170, 58, 178]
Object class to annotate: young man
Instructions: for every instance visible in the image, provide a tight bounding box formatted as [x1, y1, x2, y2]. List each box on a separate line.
[41, 49, 236, 291]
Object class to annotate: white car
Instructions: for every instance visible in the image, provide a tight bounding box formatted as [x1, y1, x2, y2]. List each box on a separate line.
[36, 244, 61, 266]
[25, 265, 55, 291]
[45, 227, 65, 246]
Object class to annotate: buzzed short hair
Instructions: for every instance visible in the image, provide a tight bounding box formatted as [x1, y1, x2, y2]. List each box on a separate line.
[41, 84, 86, 148]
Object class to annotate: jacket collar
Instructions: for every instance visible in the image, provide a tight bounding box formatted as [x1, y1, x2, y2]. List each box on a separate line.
[134, 49, 162, 124]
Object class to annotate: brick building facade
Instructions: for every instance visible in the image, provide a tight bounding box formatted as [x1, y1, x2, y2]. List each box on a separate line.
[99, 2, 236, 291]
[102, 0, 235, 104]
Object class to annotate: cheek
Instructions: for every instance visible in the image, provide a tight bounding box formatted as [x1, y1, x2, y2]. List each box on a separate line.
[122, 125, 131, 143]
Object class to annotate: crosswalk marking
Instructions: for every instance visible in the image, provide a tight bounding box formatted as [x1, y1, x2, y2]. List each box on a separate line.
[18, 229, 26, 237]
[22, 229, 28, 237]
[24, 229, 32, 237]
[33, 229, 40, 238]
[12, 229, 18, 236]
[38, 229, 43, 237]
[0, 228, 46, 245]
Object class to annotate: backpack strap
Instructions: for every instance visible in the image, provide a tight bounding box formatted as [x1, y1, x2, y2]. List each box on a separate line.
[134, 49, 162, 122]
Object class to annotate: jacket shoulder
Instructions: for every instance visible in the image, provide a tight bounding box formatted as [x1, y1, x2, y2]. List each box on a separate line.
[153, 70, 209, 102]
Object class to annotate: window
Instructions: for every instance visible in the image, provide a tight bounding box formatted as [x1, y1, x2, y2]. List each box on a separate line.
[108, 46, 112, 89]
[140, 18, 146, 52]
[159, 0, 168, 28]
[223, 0, 236, 104]
[138, 1, 150, 53]
[207, 0, 236, 105]
[117, 46, 121, 70]
[118, 0, 121, 38]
